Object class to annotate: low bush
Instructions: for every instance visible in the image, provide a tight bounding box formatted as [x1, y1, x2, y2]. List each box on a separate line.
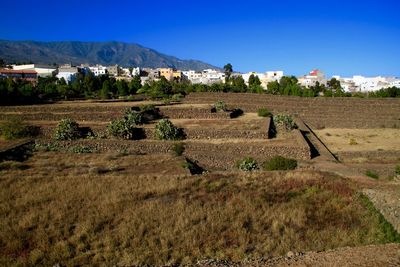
[69, 145, 94, 154]
[155, 119, 183, 140]
[214, 100, 227, 112]
[263, 156, 297, 171]
[108, 118, 140, 140]
[108, 108, 145, 140]
[54, 119, 81, 141]
[0, 117, 39, 140]
[181, 158, 204, 174]
[172, 143, 185, 156]
[237, 157, 258, 171]
[140, 104, 156, 113]
[395, 165, 400, 176]
[125, 108, 144, 125]
[273, 114, 297, 131]
[230, 108, 244, 118]
[171, 93, 184, 102]
[140, 104, 161, 121]
[349, 138, 358, 145]
[365, 170, 379, 179]
[257, 108, 272, 117]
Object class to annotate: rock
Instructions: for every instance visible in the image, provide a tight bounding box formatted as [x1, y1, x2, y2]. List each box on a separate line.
[287, 251, 295, 258]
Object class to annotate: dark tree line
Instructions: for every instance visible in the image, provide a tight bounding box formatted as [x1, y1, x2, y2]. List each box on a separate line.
[1, 63, 399, 105]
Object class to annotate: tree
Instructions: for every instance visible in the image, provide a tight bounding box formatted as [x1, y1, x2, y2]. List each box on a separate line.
[267, 81, 280, 95]
[100, 80, 112, 99]
[326, 78, 344, 97]
[248, 74, 262, 92]
[116, 80, 129, 96]
[0, 58, 5, 68]
[230, 76, 247, 92]
[279, 76, 301, 96]
[129, 75, 142, 94]
[83, 73, 100, 97]
[223, 63, 233, 83]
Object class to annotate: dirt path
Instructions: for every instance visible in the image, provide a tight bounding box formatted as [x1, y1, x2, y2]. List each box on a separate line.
[196, 243, 400, 266]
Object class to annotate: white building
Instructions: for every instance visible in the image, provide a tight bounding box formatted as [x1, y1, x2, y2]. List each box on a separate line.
[202, 69, 225, 84]
[332, 75, 399, 92]
[265, 71, 284, 82]
[12, 64, 56, 77]
[56, 64, 79, 83]
[390, 79, 400, 88]
[182, 70, 205, 84]
[352, 76, 388, 92]
[298, 69, 327, 88]
[241, 71, 284, 88]
[89, 65, 107, 76]
[122, 67, 140, 77]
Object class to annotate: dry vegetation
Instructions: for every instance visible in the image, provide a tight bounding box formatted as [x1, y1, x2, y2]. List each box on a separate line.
[0, 151, 396, 266]
[315, 128, 400, 152]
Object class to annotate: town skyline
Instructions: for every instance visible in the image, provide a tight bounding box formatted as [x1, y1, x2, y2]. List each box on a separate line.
[1, 0, 400, 77]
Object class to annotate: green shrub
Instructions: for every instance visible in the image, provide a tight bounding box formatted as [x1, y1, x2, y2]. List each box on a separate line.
[263, 156, 297, 171]
[139, 104, 161, 122]
[349, 138, 358, 145]
[124, 108, 144, 125]
[171, 93, 184, 102]
[69, 145, 94, 154]
[172, 143, 185, 156]
[0, 117, 38, 140]
[108, 118, 139, 140]
[214, 100, 227, 112]
[54, 119, 81, 141]
[257, 108, 272, 117]
[181, 158, 204, 174]
[108, 108, 145, 140]
[140, 104, 156, 112]
[155, 119, 183, 140]
[395, 165, 400, 176]
[365, 170, 379, 179]
[273, 114, 297, 131]
[162, 97, 172, 105]
[237, 157, 258, 171]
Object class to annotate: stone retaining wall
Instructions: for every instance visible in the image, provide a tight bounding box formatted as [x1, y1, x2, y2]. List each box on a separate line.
[35, 131, 310, 171]
[34, 116, 271, 140]
[160, 106, 231, 119]
[337, 150, 400, 163]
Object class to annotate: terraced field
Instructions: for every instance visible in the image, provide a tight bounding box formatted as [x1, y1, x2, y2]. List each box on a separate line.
[0, 93, 399, 266]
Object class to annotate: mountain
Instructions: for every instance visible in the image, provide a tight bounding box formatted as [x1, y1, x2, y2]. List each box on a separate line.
[0, 40, 219, 71]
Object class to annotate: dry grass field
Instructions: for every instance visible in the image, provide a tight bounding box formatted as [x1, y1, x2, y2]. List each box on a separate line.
[315, 128, 400, 152]
[0, 151, 397, 266]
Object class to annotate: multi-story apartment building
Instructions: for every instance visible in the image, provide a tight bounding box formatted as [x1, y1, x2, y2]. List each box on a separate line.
[107, 65, 122, 76]
[158, 68, 175, 81]
[12, 64, 56, 77]
[0, 69, 38, 83]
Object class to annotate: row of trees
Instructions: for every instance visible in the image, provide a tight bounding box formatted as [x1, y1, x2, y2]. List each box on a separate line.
[1, 63, 399, 105]
[0, 73, 142, 105]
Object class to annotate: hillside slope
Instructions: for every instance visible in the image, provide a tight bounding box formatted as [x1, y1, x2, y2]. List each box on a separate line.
[0, 40, 218, 71]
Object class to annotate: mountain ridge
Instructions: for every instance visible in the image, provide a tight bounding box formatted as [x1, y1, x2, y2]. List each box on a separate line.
[0, 40, 219, 71]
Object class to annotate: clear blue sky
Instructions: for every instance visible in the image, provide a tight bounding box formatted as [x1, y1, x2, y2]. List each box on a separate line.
[1, 0, 399, 77]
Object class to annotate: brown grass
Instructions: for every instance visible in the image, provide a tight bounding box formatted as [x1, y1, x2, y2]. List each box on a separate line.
[0, 151, 394, 266]
[315, 128, 400, 152]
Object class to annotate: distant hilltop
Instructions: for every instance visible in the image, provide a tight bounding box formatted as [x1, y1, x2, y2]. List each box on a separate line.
[0, 40, 219, 71]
